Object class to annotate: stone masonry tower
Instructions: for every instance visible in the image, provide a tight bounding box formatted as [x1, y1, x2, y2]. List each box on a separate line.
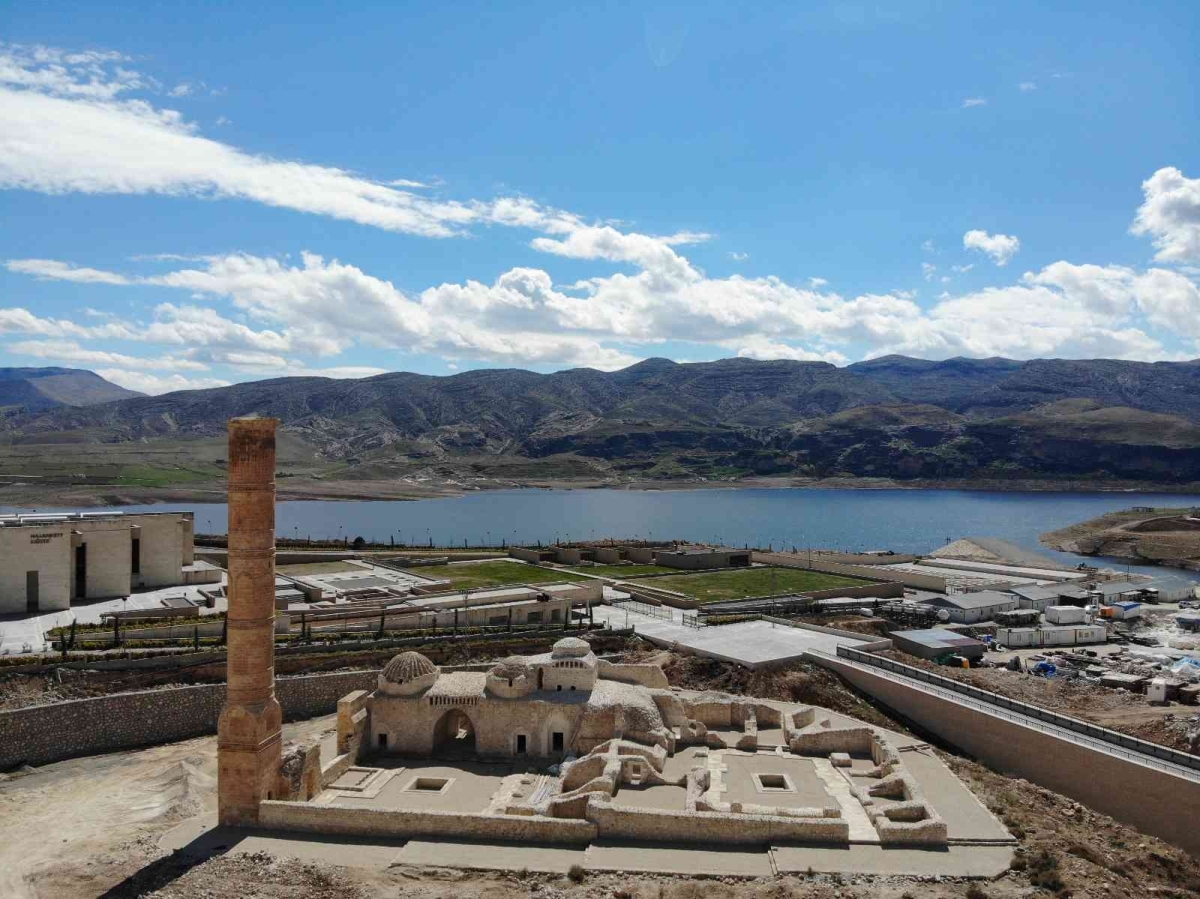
[218, 417, 283, 825]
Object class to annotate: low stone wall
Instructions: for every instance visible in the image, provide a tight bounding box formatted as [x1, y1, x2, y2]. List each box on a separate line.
[259, 801, 597, 843]
[585, 797, 849, 843]
[0, 669, 378, 769]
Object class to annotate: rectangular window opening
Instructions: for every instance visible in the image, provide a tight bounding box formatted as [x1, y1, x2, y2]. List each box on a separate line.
[552, 731, 564, 752]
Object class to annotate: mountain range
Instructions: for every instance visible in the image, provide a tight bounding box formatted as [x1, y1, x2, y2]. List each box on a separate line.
[3, 356, 1200, 489]
[0, 367, 142, 412]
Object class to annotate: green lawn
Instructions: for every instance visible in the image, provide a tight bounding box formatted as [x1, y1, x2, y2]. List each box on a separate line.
[438, 561, 573, 590]
[562, 564, 676, 578]
[644, 567, 868, 603]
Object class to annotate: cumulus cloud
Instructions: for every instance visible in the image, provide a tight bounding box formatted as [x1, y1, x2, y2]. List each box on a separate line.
[728, 251, 748, 262]
[963, 229, 1020, 266]
[1019, 81, 1037, 92]
[1131, 167, 1200, 264]
[962, 97, 987, 108]
[922, 262, 937, 282]
[8, 339, 210, 370]
[95, 369, 231, 395]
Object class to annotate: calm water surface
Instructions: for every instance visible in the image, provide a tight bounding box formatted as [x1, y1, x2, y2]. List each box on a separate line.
[8, 487, 1200, 581]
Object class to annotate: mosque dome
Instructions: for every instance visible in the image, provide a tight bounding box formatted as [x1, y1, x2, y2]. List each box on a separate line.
[551, 636, 591, 659]
[490, 656, 528, 679]
[381, 651, 437, 684]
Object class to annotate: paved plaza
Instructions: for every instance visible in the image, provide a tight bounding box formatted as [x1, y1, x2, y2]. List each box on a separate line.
[592, 601, 869, 668]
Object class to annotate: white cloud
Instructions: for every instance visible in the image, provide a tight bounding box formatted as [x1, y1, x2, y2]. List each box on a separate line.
[962, 97, 987, 108]
[951, 263, 974, 273]
[8, 339, 210, 370]
[214, 115, 231, 126]
[728, 251, 748, 262]
[963, 229, 1020, 266]
[6, 258, 133, 285]
[95, 369, 231, 395]
[0, 44, 625, 246]
[922, 262, 937, 282]
[733, 337, 847, 365]
[1131, 167, 1200, 264]
[1019, 81, 1037, 92]
[808, 277, 828, 288]
[921, 239, 936, 253]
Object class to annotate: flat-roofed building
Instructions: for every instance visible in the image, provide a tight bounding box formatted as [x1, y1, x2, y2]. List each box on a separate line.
[889, 628, 987, 661]
[655, 548, 751, 570]
[1008, 584, 1091, 611]
[922, 590, 1017, 624]
[0, 510, 199, 614]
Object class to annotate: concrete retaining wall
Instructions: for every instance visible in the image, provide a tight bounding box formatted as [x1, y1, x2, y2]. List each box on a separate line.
[259, 801, 597, 843]
[0, 669, 378, 769]
[816, 654, 1200, 856]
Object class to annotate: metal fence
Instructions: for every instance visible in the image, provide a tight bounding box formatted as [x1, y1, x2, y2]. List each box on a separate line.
[835, 645, 1200, 776]
[610, 598, 673, 621]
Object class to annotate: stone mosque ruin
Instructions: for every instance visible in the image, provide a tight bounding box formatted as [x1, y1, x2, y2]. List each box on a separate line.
[215, 416, 994, 855]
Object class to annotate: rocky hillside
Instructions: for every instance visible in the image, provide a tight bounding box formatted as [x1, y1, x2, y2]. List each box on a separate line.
[3, 356, 1200, 486]
[0, 367, 142, 412]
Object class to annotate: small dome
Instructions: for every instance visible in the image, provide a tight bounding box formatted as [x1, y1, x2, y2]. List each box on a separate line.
[382, 651, 437, 684]
[551, 636, 591, 659]
[490, 656, 528, 678]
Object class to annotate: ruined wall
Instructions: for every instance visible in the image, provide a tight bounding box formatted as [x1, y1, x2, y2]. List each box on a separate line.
[0, 669, 378, 769]
[584, 798, 849, 843]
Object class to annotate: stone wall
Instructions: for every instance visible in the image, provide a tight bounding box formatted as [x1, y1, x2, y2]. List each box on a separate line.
[818, 654, 1200, 857]
[584, 797, 849, 843]
[258, 801, 597, 842]
[0, 669, 378, 769]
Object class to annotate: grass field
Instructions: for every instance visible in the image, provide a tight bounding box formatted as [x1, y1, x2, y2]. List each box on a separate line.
[439, 560, 575, 590]
[644, 567, 868, 603]
[562, 564, 675, 578]
[277, 561, 368, 576]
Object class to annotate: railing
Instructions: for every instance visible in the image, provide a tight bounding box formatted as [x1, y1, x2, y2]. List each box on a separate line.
[835, 645, 1200, 776]
[681, 612, 703, 628]
[609, 598, 673, 621]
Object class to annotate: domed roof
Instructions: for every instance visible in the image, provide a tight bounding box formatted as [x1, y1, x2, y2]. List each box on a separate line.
[551, 636, 591, 659]
[382, 651, 437, 683]
[490, 655, 528, 678]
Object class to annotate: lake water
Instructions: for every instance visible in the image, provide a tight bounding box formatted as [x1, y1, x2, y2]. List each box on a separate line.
[9, 487, 1200, 581]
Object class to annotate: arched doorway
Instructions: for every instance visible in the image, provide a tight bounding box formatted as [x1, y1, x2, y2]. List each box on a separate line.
[433, 708, 476, 756]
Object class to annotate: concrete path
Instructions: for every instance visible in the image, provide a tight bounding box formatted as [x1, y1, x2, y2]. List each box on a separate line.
[396, 839, 585, 873]
[812, 759, 877, 842]
[899, 747, 1014, 843]
[592, 605, 867, 668]
[771, 844, 1014, 877]
[584, 841, 774, 877]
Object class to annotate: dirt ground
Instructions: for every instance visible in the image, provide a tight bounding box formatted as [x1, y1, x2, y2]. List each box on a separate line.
[4, 647, 1200, 898]
[877, 650, 1200, 753]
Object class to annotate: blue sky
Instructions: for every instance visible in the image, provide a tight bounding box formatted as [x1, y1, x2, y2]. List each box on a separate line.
[2, 1, 1199, 394]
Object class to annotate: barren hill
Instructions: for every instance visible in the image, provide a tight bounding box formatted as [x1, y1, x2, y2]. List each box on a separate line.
[3, 356, 1200, 497]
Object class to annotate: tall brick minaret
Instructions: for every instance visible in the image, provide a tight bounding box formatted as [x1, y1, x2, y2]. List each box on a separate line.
[218, 416, 282, 825]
